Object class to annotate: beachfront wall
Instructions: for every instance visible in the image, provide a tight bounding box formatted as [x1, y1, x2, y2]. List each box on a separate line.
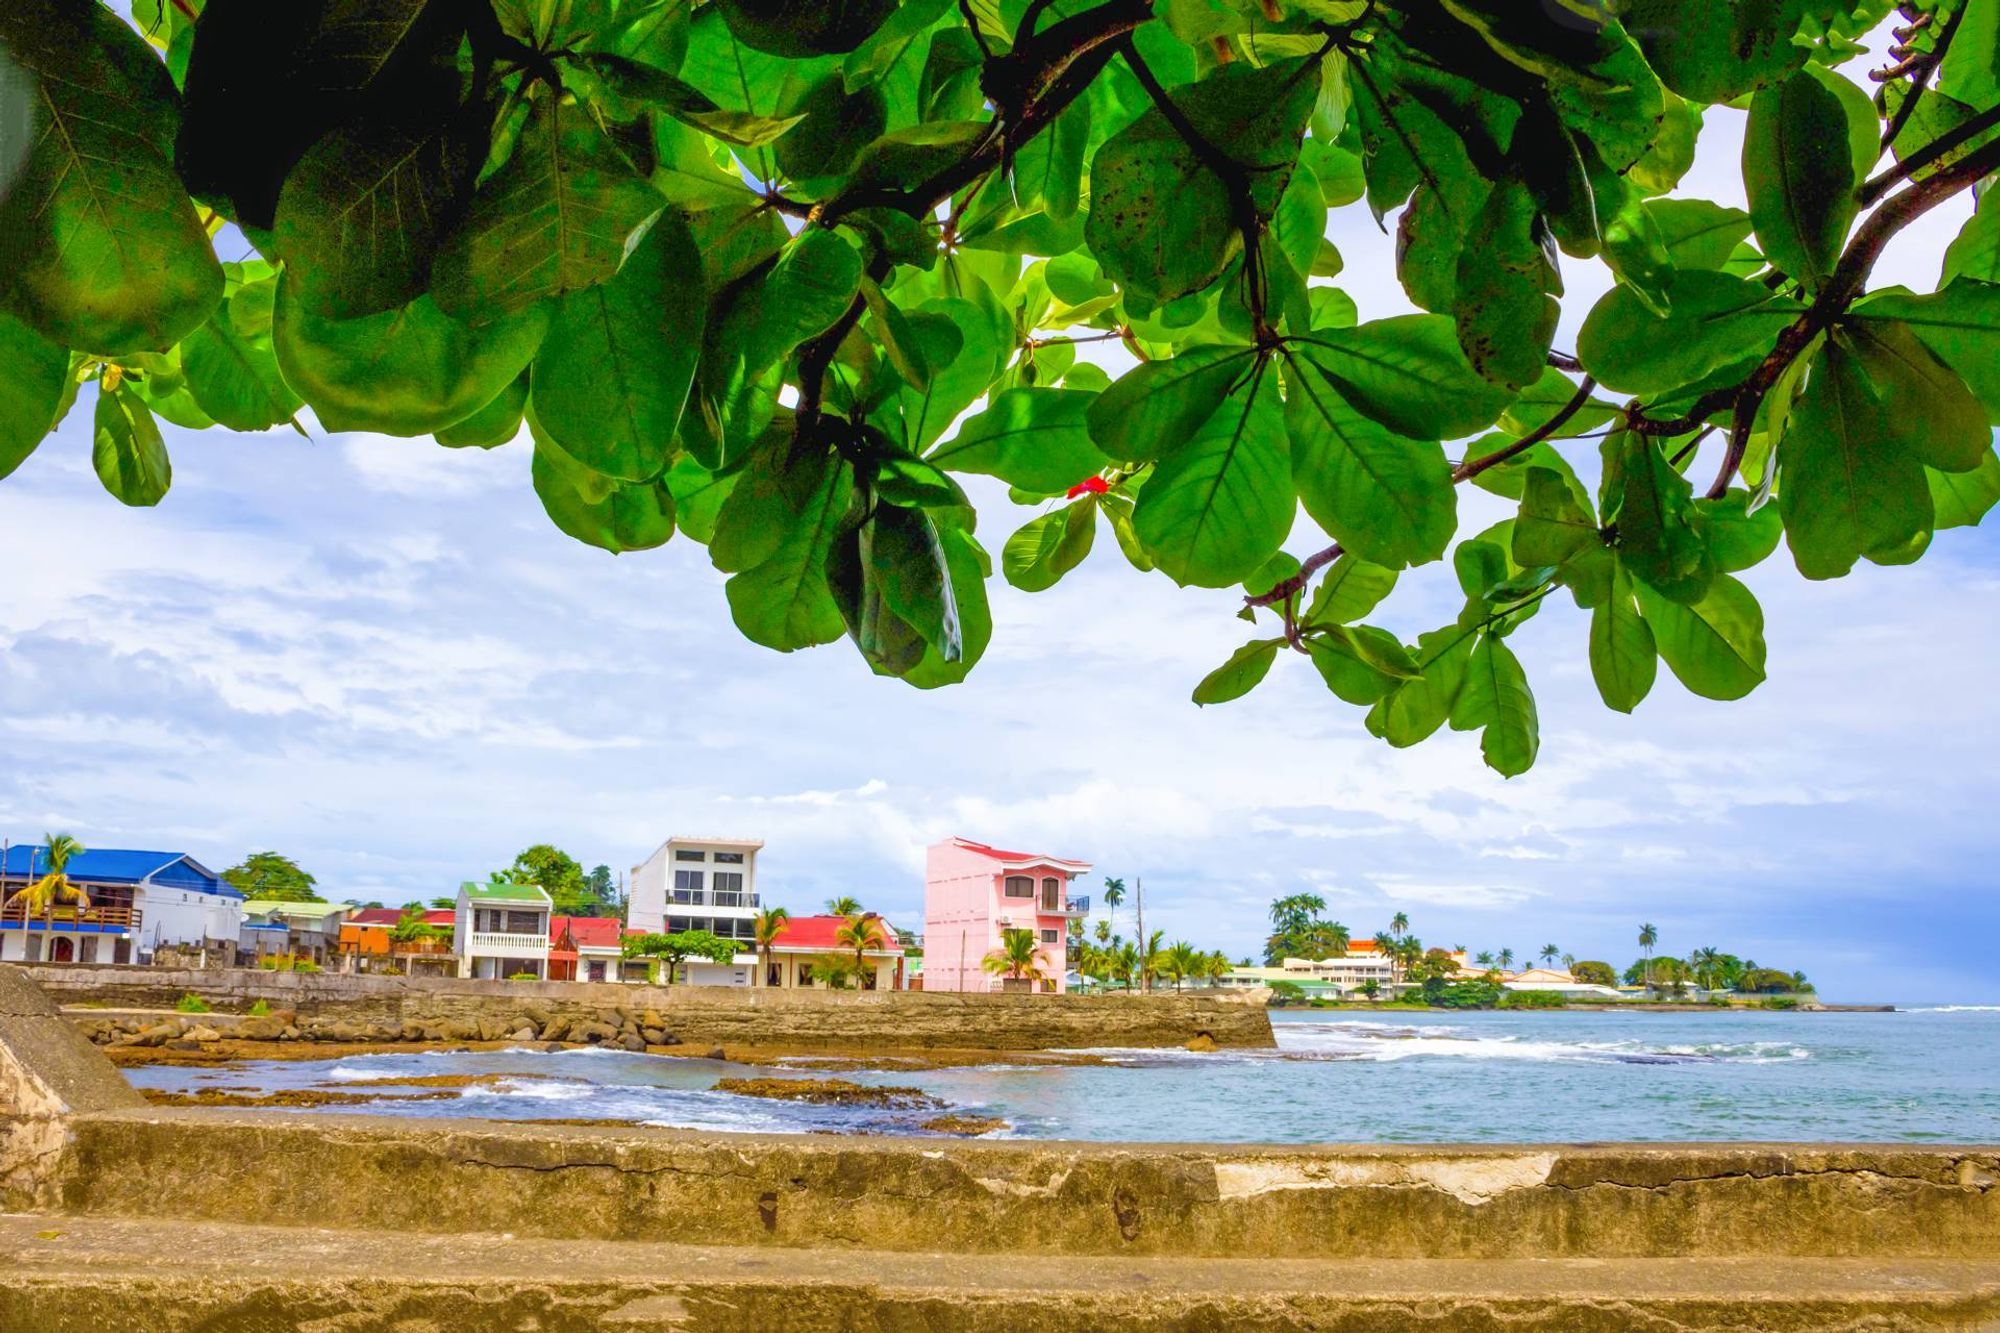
[922, 838, 1089, 995]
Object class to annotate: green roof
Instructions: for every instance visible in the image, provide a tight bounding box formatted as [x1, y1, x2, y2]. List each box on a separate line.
[242, 899, 353, 920]
[458, 879, 551, 905]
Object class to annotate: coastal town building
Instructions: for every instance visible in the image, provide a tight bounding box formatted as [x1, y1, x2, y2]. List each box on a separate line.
[921, 838, 1090, 994]
[338, 907, 456, 975]
[1497, 967, 1627, 1000]
[628, 836, 763, 949]
[240, 899, 353, 966]
[1, 845, 242, 964]
[547, 915, 632, 983]
[758, 914, 905, 990]
[1219, 944, 1471, 997]
[455, 880, 552, 980]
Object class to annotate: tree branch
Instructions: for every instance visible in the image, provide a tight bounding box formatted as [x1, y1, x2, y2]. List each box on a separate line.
[1876, 1, 1962, 154]
[1861, 97, 2000, 206]
[1452, 375, 1597, 484]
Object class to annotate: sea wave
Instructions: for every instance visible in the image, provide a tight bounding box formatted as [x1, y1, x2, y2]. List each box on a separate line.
[1272, 1024, 1808, 1065]
[453, 1079, 599, 1102]
[1903, 1005, 2000, 1013]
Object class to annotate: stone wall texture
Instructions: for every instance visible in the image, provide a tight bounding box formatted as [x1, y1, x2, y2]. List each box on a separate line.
[24, 964, 1275, 1051]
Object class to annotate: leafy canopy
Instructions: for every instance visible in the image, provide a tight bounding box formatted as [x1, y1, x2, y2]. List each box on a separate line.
[222, 851, 322, 902]
[4, 0, 2000, 776]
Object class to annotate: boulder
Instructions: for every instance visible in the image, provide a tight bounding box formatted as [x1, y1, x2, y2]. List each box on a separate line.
[279, 1025, 301, 1040]
[539, 1016, 572, 1043]
[509, 1026, 537, 1042]
[442, 1018, 482, 1042]
[134, 1023, 181, 1047]
[476, 1017, 511, 1042]
[235, 1015, 286, 1041]
[705, 1047, 726, 1061]
[185, 1025, 223, 1043]
[166, 1038, 203, 1051]
[639, 1010, 665, 1031]
[619, 1033, 646, 1052]
[640, 1026, 667, 1046]
[1185, 1033, 1218, 1053]
[399, 1021, 427, 1042]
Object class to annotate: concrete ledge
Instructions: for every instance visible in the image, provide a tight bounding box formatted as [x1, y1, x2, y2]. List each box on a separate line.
[27, 965, 1274, 1051]
[2, 1215, 1998, 1332]
[45, 1111, 2000, 1260]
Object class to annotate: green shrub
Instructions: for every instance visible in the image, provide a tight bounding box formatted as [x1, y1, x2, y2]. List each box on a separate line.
[1499, 990, 1568, 1010]
[174, 993, 211, 1014]
[246, 1000, 270, 1017]
[293, 959, 320, 973]
[1423, 980, 1506, 1010]
[1760, 995, 1800, 1010]
[507, 971, 539, 981]
[257, 956, 290, 972]
[1265, 980, 1307, 1006]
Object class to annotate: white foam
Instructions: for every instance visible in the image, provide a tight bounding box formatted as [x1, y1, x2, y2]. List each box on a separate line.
[454, 1079, 599, 1102]
[1905, 1005, 2000, 1013]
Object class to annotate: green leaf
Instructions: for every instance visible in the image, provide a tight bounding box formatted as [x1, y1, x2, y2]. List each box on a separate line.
[1838, 320, 1989, 473]
[1192, 638, 1282, 706]
[1308, 625, 1418, 705]
[0, 0, 222, 354]
[1848, 282, 2000, 424]
[1085, 57, 1319, 309]
[1453, 181, 1560, 391]
[1604, 429, 1713, 603]
[1283, 347, 1456, 569]
[431, 95, 663, 321]
[1512, 465, 1600, 568]
[902, 513, 992, 689]
[1577, 269, 1800, 397]
[530, 211, 704, 483]
[1646, 199, 1756, 272]
[273, 276, 550, 436]
[1618, 0, 1807, 103]
[1134, 367, 1293, 588]
[1634, 572, 1766, 702]
[1284, 315, 1517, 441]
[716, 446, 855, 651]
[1590, 562, 1656, 713]
[1002, 499, 1096, 592]
[435, 375, 529, 449]
[1365, 626, 1474, 747]
[529, 413, 678, 553]
[1743, 70, 1858, 293]
[1304, 554, 1397, 626]
[888, 300, 998, 451]
[1778, 341, 1934, 580]
[271, 109, 477, 320]
[1085, 345, 1257, 463]
[1943, 185, 2000, 287]
[0, 311, 69, 480]
[1695, 491, 1783, 573]
[714, 0, 897, 57]
[929, 387, 1110, 493]
[182, 274, 301, 432]
[1450, 634, 1538, 777]
[868, 502, 963, 662]
[1930, 449, 2000, 530]
[92, 378, 172, 507]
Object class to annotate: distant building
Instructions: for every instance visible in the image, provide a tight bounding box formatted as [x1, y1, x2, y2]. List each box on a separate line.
[921, 838, 1090, 994]
[757, 914, 905, 990]
[628, 836, 763, 951]
[1498, 967, 1626, 1000]
[455, 880, 551, 980]
[1, 845, 241, 964]
[240, 899, 353, 966]
[338, 907, 455, 975]
[1220, 945, 1470, 997]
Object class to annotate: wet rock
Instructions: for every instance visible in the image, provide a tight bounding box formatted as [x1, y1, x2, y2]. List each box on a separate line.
[1186, 1033, 1218, 1053]
[509, 1027, 537, 1042]
[619, 1034, 646, 1053]
[705, 1047, 727, 1062]
[712, 1077, 944, 1109]
[574, 1021, 618, 1045]
[184, 1026, 222, 1043]
[640, 1027, 667, 1046]
[234, 1016, 286, 1041]
[920, 1114, 1007, 1136]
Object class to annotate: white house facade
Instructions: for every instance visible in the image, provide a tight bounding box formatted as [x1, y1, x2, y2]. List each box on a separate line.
[0, 844, 243, 964]
[628, 836, 763, 950]
[454, 880, 552, 980]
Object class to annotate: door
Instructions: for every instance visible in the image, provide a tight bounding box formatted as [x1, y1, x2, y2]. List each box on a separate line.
[588, 960, 606, 982]
[51, 937, 75, 962]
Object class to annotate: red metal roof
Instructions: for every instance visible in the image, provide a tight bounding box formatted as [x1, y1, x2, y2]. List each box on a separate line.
[956, 838, 1036, 861]
[346, 908, 403, 927]
[550, 915, 623, 951]
[769, 914, 902, 953]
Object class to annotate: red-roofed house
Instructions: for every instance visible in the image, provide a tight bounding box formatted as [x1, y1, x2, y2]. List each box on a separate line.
[547, 915, 635, 983]
[922, 837, 1089, 993]
[753, 913, 905, 991]
[337, 907, 456, 976]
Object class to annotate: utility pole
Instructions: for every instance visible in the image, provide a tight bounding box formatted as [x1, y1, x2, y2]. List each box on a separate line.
[1135, 876, 1145, 993]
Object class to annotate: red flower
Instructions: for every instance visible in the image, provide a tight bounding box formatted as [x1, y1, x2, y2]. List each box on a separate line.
[1066, 476, 1110, 498]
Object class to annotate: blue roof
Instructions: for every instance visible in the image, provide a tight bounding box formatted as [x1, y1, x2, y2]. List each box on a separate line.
[0, 845, 238, 897]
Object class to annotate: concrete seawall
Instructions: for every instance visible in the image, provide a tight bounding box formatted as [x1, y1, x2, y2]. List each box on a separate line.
[21, 964, 1275, 1051]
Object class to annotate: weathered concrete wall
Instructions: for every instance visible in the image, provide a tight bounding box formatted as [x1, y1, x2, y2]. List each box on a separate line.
[27, 964, 1273, 1051]
[0, 968, 143, 1209]
[46, 1111, 2000, 1261]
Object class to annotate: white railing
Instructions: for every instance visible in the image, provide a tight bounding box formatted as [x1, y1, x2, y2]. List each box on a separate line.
[465, 932, 548, 955]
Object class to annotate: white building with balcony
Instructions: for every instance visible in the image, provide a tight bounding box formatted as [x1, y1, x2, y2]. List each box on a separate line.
[454, 879, 551, 980]
[628, 836, 763, 952]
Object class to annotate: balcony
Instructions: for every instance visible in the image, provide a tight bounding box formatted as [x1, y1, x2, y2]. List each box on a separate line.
[0, 903, 141, 932]
[667, 890, 761, 909]
[1039, 893, 1089, 918]
[465, 931, 549, 955]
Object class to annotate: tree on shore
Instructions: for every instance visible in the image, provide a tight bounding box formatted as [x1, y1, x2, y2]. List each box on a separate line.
[981, 928, 1051, 990]
[1572, 960, 1618, 988]
[825, 895, 862, 918]
[623, 930, 736, 985]
[1638, 924, 1660, 990]
[1100, 878, 1126, 943]
[1539, 944, 1561, 969]
[835, 912, 888, 986]
[14, 3, 1996, 782]
[752, 906, 790, 988]
[5, 832, 91, 917]
[222, 852, 320, 902]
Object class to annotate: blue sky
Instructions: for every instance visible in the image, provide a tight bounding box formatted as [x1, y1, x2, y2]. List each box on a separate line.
[4, 48, 1997, 1002]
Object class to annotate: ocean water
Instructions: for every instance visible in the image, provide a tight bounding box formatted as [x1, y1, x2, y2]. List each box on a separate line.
[125, 1005, 2000, 1144]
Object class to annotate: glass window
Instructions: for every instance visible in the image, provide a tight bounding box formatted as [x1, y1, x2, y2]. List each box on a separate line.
[713, 871, 744, 895]
[714, 851, 745, 864]
[673, 869, 704, 893]
[674, 850, 706, 861]
[1041, 929, 1059, 944]
[1003, 876, 1034, 898]
[667, 916, 691, 934]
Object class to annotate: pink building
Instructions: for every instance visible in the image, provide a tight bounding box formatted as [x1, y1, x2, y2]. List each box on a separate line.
[922, 837, 1091, 993]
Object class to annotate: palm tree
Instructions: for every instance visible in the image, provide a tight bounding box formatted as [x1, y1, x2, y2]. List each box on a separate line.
[1638, 923, 1659, 990]
[1140, 929, 1165, 992]
[981, 927, 1051, 989]
[1689, 946, 1721, 991]
[834, 912, 887, 985]
[1092, 918, 1111, 944]
[5, 832, 91, 920]
[1359, 979, 1381, 1001]
[1101, 877, 1126, 939]
[1390, 911, 1410, 938]
[825, 895, 862, 917]
[752, 906, 791, 987]
[1561, 952, 1575, 973]
[1112, 940, 1140, 990]
[1474, 950, 1494, 967]
[1497, 947, 1515, 972]
[1160, 941, 1199, 991]
[1539, 943, 1560, 969]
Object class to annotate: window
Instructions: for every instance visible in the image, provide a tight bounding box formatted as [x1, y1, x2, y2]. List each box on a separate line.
[674, 850, 706, 862]
[1041, 876, 1061, 908]
[712, 871, 744, 901]
[714, 851, 745, 864]
[1003, 875, 1034, 898]
[766, 962, 783, 987]
[797, 962, 815, 987]
[504, 910, 542, 934]
[667, 916, 692, 934]
[1041, 929, 1059, 945]
[672, 869, 704, 901]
